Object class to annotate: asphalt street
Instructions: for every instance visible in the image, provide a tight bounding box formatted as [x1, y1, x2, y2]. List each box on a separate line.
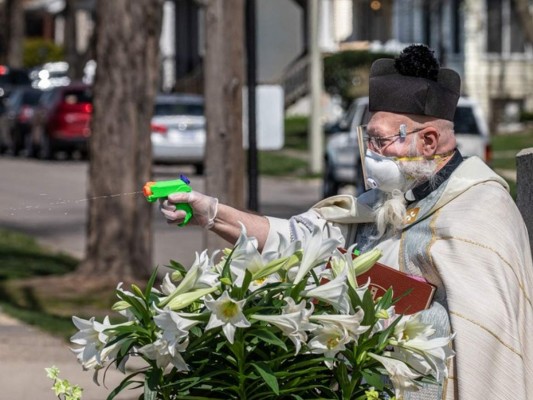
[0, 156, 322, 399]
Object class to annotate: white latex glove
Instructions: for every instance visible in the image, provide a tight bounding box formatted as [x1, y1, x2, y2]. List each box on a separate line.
[160, 190, 219, 229]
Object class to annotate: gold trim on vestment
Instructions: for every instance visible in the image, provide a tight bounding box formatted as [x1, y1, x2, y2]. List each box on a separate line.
[437, 236, 532, 309]
[450, 310, 523, 358]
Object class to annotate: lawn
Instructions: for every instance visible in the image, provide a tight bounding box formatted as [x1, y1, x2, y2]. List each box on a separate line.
[491, 130, 533, 170]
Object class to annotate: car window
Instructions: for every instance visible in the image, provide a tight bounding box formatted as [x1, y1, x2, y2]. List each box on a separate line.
[62, 89, 92, 104]
[453, 106, 480, 135]
[22, 90, 43, 105]
[155, 102, 204, 116]
[0, 68, 31, 85]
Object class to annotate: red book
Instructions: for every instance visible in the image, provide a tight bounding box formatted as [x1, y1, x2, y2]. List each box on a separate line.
[356, 261, 436, 315]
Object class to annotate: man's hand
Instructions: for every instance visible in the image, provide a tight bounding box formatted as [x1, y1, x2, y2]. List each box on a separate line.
[160, 191, 219, 229]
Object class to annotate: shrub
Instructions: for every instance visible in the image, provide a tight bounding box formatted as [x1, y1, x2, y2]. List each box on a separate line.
[323, 50, 395, 107]
[23, 37, 64, 68]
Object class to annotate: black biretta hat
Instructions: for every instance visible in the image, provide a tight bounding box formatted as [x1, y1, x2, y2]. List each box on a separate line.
[369, 44, 461, 121]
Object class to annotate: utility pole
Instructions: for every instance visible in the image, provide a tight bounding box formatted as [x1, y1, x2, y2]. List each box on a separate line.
[203, 0, 245, 251]
[308, 0, 323, 174]
[246, 0, 258, 212]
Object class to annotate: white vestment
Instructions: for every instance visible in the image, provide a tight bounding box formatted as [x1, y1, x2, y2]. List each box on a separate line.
[264, 157, 533, 400]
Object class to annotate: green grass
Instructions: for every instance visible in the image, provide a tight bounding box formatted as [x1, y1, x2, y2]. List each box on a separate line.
[0, 228, 81, 338]
[0, 302, 76, 340]
[0, 229, 78, 281]
[490, 128, 533, 198]
[284, 116, 309, 151]
[490, 130, 533, 170]
[258, 152, 308, 176]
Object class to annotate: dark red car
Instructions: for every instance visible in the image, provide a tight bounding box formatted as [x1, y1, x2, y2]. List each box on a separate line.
[29, 83, 92, 159]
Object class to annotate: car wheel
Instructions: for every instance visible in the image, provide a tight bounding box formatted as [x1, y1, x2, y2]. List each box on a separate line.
[12, 130, 26, 156]
[37, 134, 54, 160]
[322, 160, 340, 198]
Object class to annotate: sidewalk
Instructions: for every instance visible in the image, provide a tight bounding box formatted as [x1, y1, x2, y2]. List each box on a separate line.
[0, 165, 322, 399]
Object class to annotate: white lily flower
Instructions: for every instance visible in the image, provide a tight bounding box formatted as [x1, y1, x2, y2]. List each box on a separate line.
[252, 312, 308, 354]
[310, 308, 368, 339]
[303, 270, 351, 313]
[293, 223, 342, 285]
[160, 250, 220, 307]
[139, 335, 189, 371]
[390, 314, 455, 380]
[204, 291, 251, 344]
[393, 313, 435, 340]
[252, 299, 317, 354]
[70, 316, 129, 370]
[368, 352, 422, 398]
[228, 223, 289, 289]
[161, 273, 177, 295]
[154, 307, 202, 357]
[307, 324, 351, 369]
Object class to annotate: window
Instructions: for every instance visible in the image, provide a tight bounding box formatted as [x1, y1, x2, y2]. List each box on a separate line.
[486, 0, 526, 54]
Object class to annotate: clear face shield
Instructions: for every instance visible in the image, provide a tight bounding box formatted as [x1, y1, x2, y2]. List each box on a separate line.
[356, 124, 422, 192]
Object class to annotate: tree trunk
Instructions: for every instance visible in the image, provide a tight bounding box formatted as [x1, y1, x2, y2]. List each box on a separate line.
[64, 0, 95, 80]
[5, 0, 24, 68]
[203, 0, 245, 252]
[78, 0, 163, 281]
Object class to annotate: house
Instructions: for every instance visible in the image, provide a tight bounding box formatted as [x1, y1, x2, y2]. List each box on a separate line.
[319, 0, 533, 132]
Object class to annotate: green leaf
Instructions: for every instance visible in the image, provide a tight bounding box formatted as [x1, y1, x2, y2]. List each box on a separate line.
[144, 368, 162, 400]
[144, 266, 159, 300]
[115, 290, 148, 322]
[246, 328, 288, 351]
[105, 371, 144, 400]
[251, 363, 279, 395]
[221, 245, 237, 283]
[165, 259, 187, 273]
[361, 369, 386, 390]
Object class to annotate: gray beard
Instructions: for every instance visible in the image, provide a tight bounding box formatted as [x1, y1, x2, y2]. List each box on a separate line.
[372, 189, 408, 241]
[371, 158, 439, 240]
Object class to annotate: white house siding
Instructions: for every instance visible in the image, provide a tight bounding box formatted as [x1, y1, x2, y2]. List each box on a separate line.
[464, 0, 533, 127]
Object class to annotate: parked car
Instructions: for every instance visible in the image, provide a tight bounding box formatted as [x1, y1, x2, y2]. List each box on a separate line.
[151, 93, 205, 174]
[323, 96, 491, 197]
[29, 83, 92, 159]
[0, 65, 31, 98]
[2, 86, 44, 155]
[0, 65, 32, 153]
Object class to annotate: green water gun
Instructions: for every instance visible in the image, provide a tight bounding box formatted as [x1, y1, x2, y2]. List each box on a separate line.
[143, 174, 193, 226]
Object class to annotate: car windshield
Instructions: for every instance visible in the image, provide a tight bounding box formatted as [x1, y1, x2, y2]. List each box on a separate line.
[154, 102, 204, 117]
[454, 106, 480, 134]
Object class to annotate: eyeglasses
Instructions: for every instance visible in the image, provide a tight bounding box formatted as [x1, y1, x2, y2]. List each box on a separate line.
[361, 124, 426, 152]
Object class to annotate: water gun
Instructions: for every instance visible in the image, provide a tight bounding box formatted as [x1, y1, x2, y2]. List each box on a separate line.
[143, 174, 193, 226]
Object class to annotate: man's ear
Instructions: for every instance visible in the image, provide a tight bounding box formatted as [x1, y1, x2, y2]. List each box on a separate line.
[419, 128, 439, 156]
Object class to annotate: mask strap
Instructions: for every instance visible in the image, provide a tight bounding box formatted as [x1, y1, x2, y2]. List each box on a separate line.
[394, 150, 455, 162]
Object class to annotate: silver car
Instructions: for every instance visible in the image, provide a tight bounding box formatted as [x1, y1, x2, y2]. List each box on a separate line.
[151, 93, 205, 174]
[323, 96, 491, 197]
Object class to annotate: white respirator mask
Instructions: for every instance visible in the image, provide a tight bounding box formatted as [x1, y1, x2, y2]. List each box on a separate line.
[363, 149, 415, 192]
